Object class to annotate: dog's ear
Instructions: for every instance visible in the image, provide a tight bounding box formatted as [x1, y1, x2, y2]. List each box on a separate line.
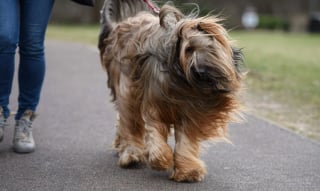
[159, 5, 183, 30]
[196, 19, 230, 50]
[232, 47, 247, 78]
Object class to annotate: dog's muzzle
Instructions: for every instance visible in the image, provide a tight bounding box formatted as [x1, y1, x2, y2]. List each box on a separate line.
[192, 65, 212, 82]
[191, 65, 232, 93]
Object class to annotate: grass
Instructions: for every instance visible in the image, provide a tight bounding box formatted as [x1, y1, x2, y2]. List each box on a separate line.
[232, 31, 320, 140]
[47, 24, 100, 45]
[47, 25, 320, 141]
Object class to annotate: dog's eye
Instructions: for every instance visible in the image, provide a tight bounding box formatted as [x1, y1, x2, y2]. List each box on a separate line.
[185, 46, 194, 53]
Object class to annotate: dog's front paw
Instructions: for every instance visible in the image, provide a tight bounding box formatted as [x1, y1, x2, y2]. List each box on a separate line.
[169, 166, 206, 182]
[169, 159, 207, 183]
[146, 143, 173, 171]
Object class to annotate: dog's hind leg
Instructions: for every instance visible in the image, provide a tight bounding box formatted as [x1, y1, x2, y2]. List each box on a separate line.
[144, 122, 173, 171]
[115, 113, 145, 168]
[170, 128, 207, 182]
[111, 72, 147, 167]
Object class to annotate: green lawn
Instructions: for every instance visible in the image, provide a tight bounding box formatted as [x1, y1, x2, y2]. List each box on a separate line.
[47, 25, 320, 141]
[232, 31, 320, 106]
[232, 31, 320, 140]
[47, 24, 100, 45]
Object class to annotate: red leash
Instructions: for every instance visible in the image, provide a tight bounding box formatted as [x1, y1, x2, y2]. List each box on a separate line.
[143, 0, 159, 14]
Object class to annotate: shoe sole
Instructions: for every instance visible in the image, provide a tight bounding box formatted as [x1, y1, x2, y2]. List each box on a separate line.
[13, 145, 35, 153]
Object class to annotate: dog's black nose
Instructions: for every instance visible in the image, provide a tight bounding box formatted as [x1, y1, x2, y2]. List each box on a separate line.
[192, 66, 211, 81]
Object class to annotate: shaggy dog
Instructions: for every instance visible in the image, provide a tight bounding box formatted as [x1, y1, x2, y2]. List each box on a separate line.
[98, 0, 244, 182]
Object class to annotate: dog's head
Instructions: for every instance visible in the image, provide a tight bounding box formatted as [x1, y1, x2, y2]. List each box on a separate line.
[160, 5, 244, 94]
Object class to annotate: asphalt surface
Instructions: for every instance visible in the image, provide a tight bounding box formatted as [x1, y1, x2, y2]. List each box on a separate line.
[0, 41, 319, 191]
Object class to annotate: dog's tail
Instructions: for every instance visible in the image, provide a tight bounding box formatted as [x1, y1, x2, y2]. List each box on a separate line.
[98, 0, 158, 58]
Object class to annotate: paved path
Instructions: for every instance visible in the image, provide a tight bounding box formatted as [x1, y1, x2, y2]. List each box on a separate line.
[0, 41, 319, 191]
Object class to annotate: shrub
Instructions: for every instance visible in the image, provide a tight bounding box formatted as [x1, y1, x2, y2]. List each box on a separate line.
[258, 15, 289, 30]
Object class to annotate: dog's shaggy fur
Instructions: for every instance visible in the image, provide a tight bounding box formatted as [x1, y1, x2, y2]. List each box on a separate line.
[99, 0, 244, 182]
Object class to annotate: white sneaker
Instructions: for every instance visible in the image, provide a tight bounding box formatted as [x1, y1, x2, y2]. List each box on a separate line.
[13, 110, 36, 153]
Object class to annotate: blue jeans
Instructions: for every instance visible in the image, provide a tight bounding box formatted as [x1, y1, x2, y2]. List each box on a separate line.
[0, 0, 54, 119]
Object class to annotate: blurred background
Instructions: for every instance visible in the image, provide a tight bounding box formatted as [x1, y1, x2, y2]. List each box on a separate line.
[51, 0, 320, 32]
[47, 0, 320, 141]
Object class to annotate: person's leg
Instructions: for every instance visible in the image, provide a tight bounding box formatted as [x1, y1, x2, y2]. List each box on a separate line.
[0, 0, 19, 142]
[13, 0, 54, 153]
[0, 0, 19, 119]
[16, 0, 55, 120]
